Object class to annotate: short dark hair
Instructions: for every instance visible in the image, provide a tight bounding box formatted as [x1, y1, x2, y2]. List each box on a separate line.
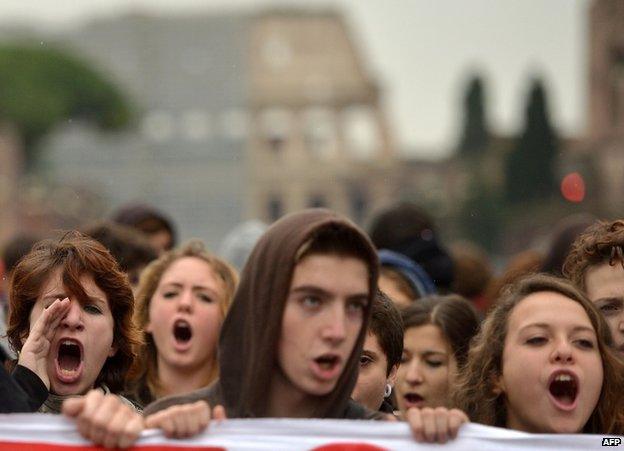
[401, 294, 480, 368]
[82, 221, 158, 276]
[369, 290, 403, 375]
[112, 203, 177, 250]
[1, 233, 43, 274]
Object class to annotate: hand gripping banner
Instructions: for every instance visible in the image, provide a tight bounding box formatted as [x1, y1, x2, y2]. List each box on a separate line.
[0, 414, 620, 450]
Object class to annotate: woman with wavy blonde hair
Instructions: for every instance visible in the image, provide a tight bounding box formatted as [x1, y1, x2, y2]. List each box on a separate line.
[453, 273, 624, 434]
[127, 240, 237, 407]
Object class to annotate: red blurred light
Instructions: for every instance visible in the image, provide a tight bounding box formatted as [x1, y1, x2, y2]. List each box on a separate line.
[560, 172, 585, 203]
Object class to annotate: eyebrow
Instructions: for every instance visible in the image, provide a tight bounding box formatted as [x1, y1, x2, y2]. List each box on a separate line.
[518, 322, 596, 334]
[161, 282, 219, 293]
[42, 293, 107, 305]
[594, 296, 624, 304]
[290, 285, 369, 301]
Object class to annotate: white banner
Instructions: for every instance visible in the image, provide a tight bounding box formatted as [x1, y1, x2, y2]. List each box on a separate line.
[0, 414, 621, 450]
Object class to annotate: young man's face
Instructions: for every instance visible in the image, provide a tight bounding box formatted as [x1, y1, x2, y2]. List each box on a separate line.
[278, 253, 369, 398]
[352, 332, 397, 411]
[584, 262, 624, 357]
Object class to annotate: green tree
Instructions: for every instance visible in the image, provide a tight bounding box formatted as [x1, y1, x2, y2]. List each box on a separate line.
[457, 75, 489, 157]
[0, 43, 133, 171]
[505, 78, 558, 204]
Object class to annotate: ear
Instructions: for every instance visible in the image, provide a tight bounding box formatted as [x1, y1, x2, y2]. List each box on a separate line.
[387, 363, 399, 387]
[492, 371, 505, 396]
[108, 343, 118, 358]
[144, 320, 153, 334]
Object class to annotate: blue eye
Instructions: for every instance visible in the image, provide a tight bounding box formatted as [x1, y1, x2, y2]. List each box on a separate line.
[301, 296, 321, 308]
[347, 300, 367, 313]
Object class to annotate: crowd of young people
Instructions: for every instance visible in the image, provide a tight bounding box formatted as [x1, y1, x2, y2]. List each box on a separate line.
[0, 204, 623, 448]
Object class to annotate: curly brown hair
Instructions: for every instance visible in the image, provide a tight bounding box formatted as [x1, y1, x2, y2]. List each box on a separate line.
[7, 232, 142, 393]
[452, 273, 624, 434]
[127, 240, 238, 406]
[563, 219, 624, 291]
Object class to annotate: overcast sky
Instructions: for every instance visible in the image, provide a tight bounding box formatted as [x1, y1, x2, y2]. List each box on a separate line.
[0, 0, 589, 158]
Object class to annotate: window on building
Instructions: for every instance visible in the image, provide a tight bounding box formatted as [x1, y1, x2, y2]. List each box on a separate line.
[141, 110, 174, 142]
[220, 108, 248, 141]
[343, 106, 381, 160]
[303, 107, 336, 158]
[267, 195, 283, 222]
[348, 185, 368, 223]
[260, 108, 292, 153]
[181, 109, 211, 142]
[307, 194, 327, 209]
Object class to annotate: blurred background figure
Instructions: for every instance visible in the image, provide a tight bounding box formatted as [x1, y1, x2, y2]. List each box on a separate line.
[370, 202, 454, 292]
[0, 233, 44, 362]
[450, 241, 493, 313]
[111, 203, 177, 255]
[539, 213, 596, 276]
[378, 249, 436, 308]
[218, 220, 267, 271]
[82, 221, 159, 290]
[485, 249, 543, 307]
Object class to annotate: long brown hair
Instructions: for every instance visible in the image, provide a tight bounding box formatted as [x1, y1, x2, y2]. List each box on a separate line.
[453, 273, 624, 434]
[401, 294, 480, 368]
[7, 232, 141, 393]
[128, 240, 237, 405]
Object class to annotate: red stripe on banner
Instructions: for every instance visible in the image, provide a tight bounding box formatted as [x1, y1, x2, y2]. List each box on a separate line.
[313, 444, 388, 451]
[0, 442, 225, 451]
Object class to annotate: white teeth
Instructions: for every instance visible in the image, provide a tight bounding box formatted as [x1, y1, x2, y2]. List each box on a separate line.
[62, 340, 76, 346]
[555, 374, 573, 382]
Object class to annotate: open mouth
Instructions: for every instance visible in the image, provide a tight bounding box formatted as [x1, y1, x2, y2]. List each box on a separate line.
[173, 319, 192, 343]
[57, 340, 82, 373]
[404, 393, 424, 404]
[314, 354, 339, 371]
[548, 372, 578, 408]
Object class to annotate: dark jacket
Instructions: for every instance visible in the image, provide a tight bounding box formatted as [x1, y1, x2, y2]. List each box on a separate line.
[1, 364, 47, 413]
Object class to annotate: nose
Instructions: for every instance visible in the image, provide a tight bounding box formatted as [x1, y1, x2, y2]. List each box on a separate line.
[405, 360, 424, 385]
[61, 299, 84, 331]
[321, 304, 347, 345]
[550, 338, 574, 364]
[177, 290, 193, 312]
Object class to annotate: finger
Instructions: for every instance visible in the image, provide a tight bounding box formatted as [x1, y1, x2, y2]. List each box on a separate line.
[101, 404, 130, 449]
[421, 407, 437, 443]
[448, 409, 469, 439]
[145, 410, 176, 438]
[83, 394, 121, 445]
[41, 298, 71, 341]
[170, 406, 192, 438]
[212, 404, 226, 422]
[117, 414, 144, 449]
[74, 391, 103, 438]
[62, 397, 86, 417]
[406, 408, 424, 442]
[434, 407, 449, 444]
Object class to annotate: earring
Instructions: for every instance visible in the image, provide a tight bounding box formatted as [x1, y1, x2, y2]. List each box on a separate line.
[384, 384, 392, 398]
